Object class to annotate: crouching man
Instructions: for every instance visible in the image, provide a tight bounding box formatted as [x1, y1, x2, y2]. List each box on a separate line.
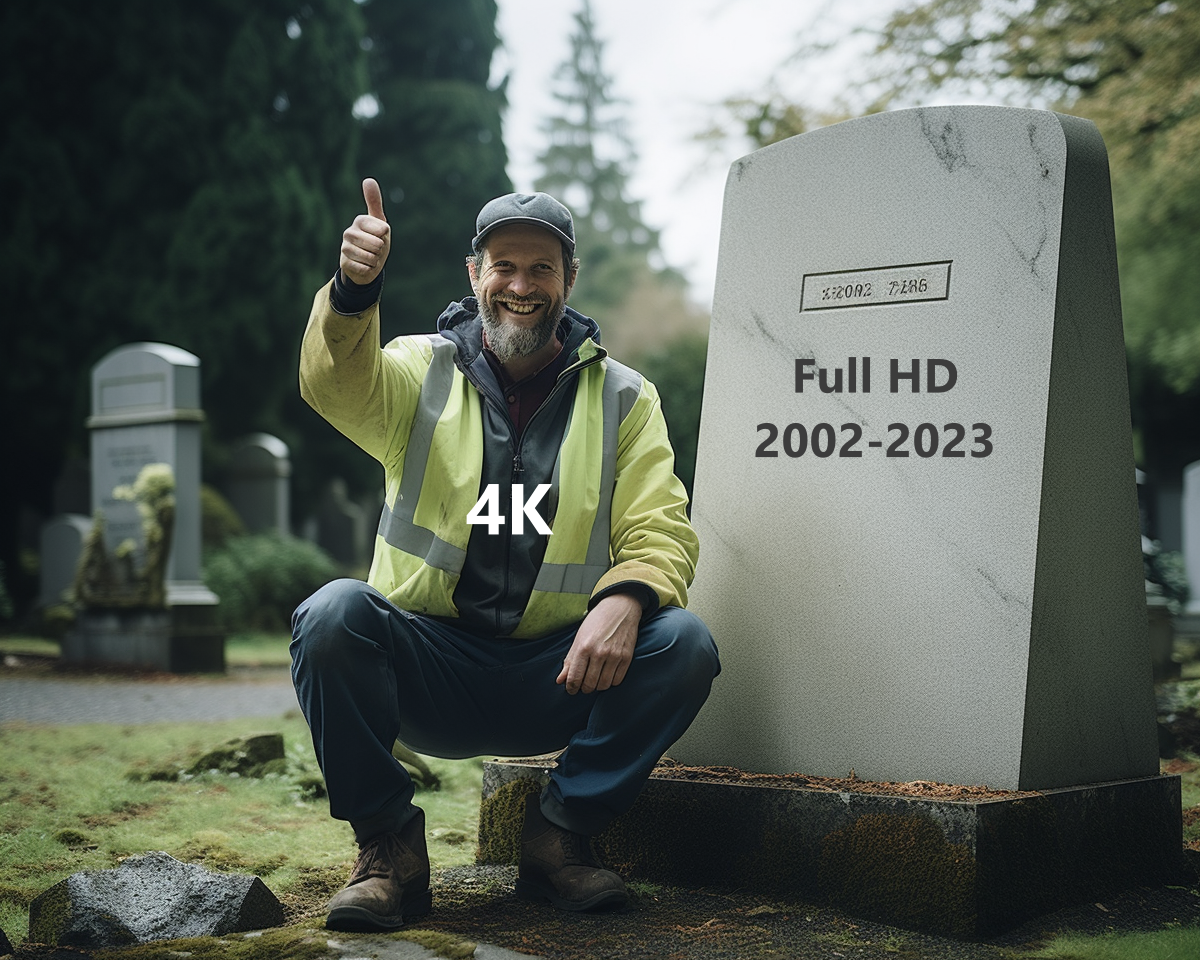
[291, 180, 719, 930]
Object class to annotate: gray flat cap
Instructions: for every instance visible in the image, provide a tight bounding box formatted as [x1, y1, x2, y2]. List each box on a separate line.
[472, 192, 575, 257]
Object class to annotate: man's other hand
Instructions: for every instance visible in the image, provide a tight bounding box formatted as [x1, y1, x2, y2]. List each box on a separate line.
[340, 178, 390, 285]
[557, 593, 642, 695]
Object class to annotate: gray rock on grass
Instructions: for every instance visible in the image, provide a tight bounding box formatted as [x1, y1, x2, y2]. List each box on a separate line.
[28, 851, 283, 948]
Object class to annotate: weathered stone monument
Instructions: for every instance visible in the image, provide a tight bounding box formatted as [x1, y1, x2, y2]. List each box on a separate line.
[479, 105, 1181, 934]
[65, 342, 224, 672]
[226, 433, 291, 535]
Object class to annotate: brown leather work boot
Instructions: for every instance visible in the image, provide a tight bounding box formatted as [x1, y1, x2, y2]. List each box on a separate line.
[326, 808, 432, 931]
[516, 793, 628, 911]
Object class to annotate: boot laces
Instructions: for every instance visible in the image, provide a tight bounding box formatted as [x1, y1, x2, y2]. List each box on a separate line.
[348, 833, 404, 884]
[557, 828, 601, 868]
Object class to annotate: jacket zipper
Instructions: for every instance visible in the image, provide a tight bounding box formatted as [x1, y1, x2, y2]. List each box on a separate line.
[461, 346, 606, 636]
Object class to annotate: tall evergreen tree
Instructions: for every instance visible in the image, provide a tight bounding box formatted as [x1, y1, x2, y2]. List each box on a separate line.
[0, 0, 365, 615]
[533, 0, 665, 320]
[354, 0, 512, 342]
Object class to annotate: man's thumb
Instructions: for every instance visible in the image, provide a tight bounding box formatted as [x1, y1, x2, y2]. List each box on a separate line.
[362, 178, 387, 222]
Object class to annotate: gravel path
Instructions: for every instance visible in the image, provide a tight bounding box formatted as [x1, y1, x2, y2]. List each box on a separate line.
[0, 668, 299, 725]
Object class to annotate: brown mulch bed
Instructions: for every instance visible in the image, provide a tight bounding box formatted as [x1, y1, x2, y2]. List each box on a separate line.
[649, 758, 1041, 801]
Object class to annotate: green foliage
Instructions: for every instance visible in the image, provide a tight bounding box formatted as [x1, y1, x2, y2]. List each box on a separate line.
[633, 334, 709, 499]
[1145, 547, 1190, 612]
[202, 533, 338, 631]
[530, 1, 708, 361]
[1023, 925, 1200, 960]
[201, 484, 247, 551]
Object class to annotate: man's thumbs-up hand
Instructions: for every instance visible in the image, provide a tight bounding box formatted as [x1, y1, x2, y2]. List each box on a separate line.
[340, 178, 391, 286]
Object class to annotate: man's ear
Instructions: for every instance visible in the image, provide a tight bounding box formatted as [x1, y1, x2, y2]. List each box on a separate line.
[466, 256, 480, 296]
[565, 263, 579, 300]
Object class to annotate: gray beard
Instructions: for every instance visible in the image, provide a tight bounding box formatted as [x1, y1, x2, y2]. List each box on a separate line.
[479, 298, 564, 365]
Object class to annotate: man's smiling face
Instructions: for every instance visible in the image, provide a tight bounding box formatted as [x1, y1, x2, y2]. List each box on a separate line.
[469, 223, 577, 366]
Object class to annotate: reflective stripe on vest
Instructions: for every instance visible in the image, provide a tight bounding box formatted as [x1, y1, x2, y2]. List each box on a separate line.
[532, 358, 641, 595]
[375, 335, 466, 574]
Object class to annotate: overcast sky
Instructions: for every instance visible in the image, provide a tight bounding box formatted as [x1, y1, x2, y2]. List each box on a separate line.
[492, 0, 903, 307]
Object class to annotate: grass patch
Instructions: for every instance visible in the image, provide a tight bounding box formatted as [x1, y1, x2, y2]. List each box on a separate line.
[0, 635, 60, 658]
[1021, 925, 1200, 959]
[225, 632, 294, 668]
[0, 716, 484, 947]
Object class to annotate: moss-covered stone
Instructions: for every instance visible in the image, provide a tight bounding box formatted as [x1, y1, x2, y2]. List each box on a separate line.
[401, 930, 477, 958]
[817, 812, 977, 937]
[476, 778, 540, 865]
[186, 735, 285, 778]
[53, 830, 95, 851]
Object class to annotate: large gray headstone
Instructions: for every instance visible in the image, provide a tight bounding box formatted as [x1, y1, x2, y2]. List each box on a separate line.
[226, 433, 291, 535]
[674, 106, 1156, 791]
[28, 851, 283, 948]
[88, 342, 216, 608]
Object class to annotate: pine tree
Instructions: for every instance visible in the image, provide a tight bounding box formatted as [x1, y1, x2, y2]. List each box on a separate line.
[533, 0, 665, 321]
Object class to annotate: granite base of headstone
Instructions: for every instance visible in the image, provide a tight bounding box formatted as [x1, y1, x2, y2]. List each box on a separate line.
[27, 852, 284, 949]
[479, 759, 1184, 937]
[60, 609, 172, 672]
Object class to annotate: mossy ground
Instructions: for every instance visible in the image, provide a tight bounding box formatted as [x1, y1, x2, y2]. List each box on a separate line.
[0, 714, 484, 947]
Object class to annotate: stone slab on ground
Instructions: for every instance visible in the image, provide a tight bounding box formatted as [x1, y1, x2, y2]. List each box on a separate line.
[27, 852, 284, 948]
[478, 760, 1184, 938]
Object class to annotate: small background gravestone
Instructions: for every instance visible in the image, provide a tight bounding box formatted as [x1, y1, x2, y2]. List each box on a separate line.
[1183, 460, 1200, 615]
[64, 342, 223, 672]
[309, 478, 367, 569]
[38, 514, 92, 609]
[225, 433, 291, 536]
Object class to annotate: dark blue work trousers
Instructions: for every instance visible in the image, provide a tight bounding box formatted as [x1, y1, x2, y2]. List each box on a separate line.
[290, 579, 720, 843]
